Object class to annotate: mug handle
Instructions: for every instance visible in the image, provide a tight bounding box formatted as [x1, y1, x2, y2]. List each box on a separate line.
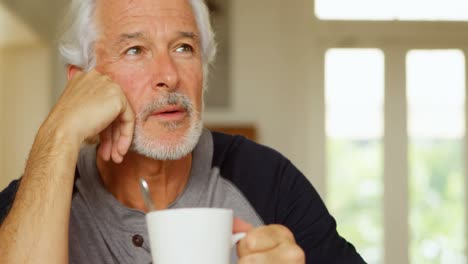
[231, 232, 246, 248]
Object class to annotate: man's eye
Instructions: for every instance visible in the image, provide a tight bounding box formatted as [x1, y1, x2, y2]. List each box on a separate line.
[125, 47, 143, 55]
[175, 44, 193, 53]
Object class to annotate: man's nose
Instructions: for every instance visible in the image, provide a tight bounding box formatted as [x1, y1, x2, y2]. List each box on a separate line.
[151, 52, 180, 91]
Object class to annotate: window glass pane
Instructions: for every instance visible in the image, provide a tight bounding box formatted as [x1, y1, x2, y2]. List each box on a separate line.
[315, 0, 468, 21]
[325, 49, 384, 263]
[407, 50, 465, 264]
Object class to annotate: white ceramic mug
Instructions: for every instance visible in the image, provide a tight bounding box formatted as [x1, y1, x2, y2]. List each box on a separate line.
[146, 208, 245, 264]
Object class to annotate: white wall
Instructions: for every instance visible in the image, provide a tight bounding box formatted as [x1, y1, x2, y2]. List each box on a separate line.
[0, 5, 38, 46]
[205, 0, 323, 191]
[0, 45, 51, 189]
[0, 4, 51, 189]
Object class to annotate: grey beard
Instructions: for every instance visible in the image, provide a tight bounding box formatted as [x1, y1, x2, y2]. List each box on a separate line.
[130, 116, 203, 161]
[129, 92, 203, 161]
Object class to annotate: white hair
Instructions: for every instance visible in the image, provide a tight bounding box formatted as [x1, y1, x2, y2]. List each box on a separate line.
[58, 0, 217, 75]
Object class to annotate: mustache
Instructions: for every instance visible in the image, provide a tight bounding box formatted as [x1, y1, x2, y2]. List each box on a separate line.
[137, 92, 194, 120]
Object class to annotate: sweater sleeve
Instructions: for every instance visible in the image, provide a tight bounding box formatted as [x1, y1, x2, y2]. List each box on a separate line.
[211, 132, 366, 263]
[277, 161, 367, 264]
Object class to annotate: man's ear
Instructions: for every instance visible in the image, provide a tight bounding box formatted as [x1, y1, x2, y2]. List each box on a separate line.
[67, 65, 83, 81]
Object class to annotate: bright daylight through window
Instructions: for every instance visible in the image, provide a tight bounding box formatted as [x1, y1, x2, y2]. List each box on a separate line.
[315, 0, 468, 21]
[407, 50, 465, 264]
[325, 49, 384, 264]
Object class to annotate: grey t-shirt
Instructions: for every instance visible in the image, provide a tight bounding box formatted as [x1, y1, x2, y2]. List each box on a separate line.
[69, 129, 264, 263]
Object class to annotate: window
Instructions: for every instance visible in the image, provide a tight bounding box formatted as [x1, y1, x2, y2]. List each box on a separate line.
[315, 0, 468, 21]
[309, 0, 468, 263]
[325, 49, 384, 263]
[407, 50, 465, 264]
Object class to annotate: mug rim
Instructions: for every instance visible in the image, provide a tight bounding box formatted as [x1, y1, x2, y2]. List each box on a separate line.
[146, 207, 232, 216]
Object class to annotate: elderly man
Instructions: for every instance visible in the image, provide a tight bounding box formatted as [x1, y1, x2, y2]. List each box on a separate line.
[0, 0, 365, 263]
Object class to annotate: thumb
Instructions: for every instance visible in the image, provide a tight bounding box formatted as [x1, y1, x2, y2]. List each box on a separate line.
[233, 217, 254, 233]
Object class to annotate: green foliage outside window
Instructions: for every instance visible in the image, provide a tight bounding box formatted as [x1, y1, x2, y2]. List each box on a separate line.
[328, 139, 383, 264]
[410, 139, 464, 264]
[328, 139, 465, 264]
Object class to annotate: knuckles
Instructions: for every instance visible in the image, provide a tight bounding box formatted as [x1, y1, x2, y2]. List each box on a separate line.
[284, 245, 305, 263]
[273, 224, 292, 234]
[106, 83, 122, 97]
[270, 224, 296, 242]
[238, 225, 304, 264]
[243, 234, 257, 252]
[60, 70, 132, 143]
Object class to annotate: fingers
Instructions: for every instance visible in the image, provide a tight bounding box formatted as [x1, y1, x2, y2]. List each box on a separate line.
[53, 69, 136, 162]
[238, 243, 305, 264]
[98, 126, 112, 161]
[109, 92, 135, 164]
[111, 121, 122, 163]
[233, 217, 254, 233]
[117, 97, 135, 158]
[98, 94, 135, 164]
[237, 225, 305, 264]
[66, 71, 133, 164]
[237, 225, 296, 257]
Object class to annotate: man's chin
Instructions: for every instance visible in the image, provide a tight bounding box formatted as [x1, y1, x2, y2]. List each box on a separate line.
[145, 119, 191, 135]
[130, 120, 203, 161]
[130, 140, 188, 161]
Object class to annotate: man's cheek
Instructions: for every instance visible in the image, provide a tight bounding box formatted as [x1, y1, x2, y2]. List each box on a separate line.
[117, 77, 151, 109]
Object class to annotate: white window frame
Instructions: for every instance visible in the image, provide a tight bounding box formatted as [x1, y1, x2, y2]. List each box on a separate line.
[309, 5, 468, 264]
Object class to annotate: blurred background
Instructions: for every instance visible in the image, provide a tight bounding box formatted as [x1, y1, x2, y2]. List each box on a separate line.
[1, 0, 468, 263]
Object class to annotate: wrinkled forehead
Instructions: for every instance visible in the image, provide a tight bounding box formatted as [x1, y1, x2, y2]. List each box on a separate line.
[95, 0, 198, 36]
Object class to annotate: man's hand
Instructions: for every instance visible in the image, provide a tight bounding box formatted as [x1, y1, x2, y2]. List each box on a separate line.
[0, 69, 135, 263]
[46, 69, 135, 163]
[234, 218, 305, 263]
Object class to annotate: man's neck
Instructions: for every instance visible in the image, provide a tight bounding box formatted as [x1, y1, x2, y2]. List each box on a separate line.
[96, 150, 192, 212]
